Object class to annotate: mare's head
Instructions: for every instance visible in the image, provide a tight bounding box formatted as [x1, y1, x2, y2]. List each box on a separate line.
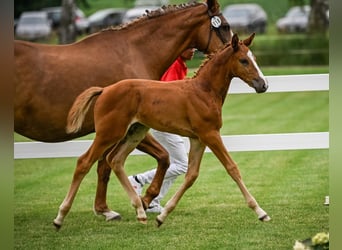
[229, 33, 268, 93]
[191, 0, 232, 53]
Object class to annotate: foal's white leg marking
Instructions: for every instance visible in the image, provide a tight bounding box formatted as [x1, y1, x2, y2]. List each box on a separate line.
[247, 50, 268, 84]
[93, 209, 122, 221]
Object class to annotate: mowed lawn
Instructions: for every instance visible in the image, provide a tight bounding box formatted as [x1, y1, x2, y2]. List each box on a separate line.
[14, 88, 328, 249]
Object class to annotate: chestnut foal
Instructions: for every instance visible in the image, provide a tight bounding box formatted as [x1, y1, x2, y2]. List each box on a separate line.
[56, 33, 270, 228]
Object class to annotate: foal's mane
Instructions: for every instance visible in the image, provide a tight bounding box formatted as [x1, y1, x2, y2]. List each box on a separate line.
[193, 42, 232, 78]
[101, 1, 201, 33]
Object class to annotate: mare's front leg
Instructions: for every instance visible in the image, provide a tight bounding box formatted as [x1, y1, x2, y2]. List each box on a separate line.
[202, 131, 270, 222]
[93, 156, 122, 221]
[136, 133, 170, 208]
[156, 138, 206, 227]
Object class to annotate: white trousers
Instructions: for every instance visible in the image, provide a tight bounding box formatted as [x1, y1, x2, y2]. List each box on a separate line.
[137, 129, 188, 206]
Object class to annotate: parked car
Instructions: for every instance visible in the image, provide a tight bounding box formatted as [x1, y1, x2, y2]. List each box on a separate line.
[222, 3, 267, 34]
[88, 8, 127, 33]
[276, 5, 311, 33]
[42, 6, 89, 34]
[42, 6, 62, 28]
[15, 11, 52, 41]
[122, 5, 160, 23]
[134, 0, 168, 7]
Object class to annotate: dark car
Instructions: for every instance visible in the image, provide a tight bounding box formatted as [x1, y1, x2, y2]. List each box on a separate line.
[276, 5, 311, 33]
[42, 6, 89, 34]
[88, 8, 127, 33]
[223, 3, 267, 34]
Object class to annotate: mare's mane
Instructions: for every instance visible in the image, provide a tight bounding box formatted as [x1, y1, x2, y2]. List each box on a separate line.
[101, 1, 201, 33]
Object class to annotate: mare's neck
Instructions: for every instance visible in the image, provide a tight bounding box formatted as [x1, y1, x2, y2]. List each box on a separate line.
[84, 4, 208, 80]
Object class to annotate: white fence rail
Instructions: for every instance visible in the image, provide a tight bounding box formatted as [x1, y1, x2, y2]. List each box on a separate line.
[14, 74, 329, 159]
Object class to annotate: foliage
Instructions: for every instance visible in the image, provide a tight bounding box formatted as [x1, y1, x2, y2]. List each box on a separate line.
[251, 34, 329, 66]
[294, 232, 329, 249]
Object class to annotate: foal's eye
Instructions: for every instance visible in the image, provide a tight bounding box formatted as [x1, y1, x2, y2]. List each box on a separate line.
[239, 59, 249, 66]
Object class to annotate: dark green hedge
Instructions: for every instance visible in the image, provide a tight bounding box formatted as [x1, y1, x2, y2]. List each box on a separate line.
[188, 34, 329, 68]
[251, 34, 329, 66]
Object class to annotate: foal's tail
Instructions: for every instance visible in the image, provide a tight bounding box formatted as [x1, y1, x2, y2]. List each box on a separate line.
[66, 87, 104, 134]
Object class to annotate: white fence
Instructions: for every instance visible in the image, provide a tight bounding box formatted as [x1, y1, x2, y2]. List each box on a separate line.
[14, 74, 329, 159]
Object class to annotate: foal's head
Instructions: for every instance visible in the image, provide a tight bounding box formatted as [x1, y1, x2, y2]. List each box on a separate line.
[229, 33, 268, 93]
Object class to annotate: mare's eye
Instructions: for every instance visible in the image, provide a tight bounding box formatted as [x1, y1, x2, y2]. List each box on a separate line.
[239, 59, 249, 66]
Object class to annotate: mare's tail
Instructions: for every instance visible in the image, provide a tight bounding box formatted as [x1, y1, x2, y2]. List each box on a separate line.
[66, 87, 103, 134]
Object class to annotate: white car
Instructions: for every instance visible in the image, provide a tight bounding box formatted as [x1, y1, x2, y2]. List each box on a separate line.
[276, 5, 311, 33]
[122, 5, 160, 23]
[223, 4, 268, 34]
[16, 11, 52, 41]
[134, 0, 168, 7]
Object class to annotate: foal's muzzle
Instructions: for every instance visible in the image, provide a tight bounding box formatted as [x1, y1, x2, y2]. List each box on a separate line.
[252, 78, 268, 93]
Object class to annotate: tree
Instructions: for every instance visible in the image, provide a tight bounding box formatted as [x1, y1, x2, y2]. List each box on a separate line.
[59, 0, 77, 44]
[288, 0, 329, 34]
[58, 0, 90, 44]
[307, 0, 329, 34]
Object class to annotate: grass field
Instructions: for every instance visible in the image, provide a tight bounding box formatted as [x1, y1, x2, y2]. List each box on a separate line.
[14, 150, 328, 249]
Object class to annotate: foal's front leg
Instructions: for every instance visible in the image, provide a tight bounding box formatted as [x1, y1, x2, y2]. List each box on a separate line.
[203, 131, 270, 222]
[156, 138, 206, 227]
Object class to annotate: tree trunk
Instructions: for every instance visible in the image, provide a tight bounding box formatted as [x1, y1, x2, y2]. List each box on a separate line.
[307, 0, 329, 34]
[58, 0, 77, 44]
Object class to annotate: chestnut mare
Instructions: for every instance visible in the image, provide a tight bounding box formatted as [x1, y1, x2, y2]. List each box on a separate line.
[55, 33, 270, 228]
[15, 0, 232, 221]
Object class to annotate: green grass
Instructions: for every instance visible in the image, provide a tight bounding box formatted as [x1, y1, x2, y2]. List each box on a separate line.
[14, 149, 328, 249]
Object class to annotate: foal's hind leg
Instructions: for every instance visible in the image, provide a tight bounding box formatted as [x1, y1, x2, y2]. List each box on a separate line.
[201, 131, 270, 222]
[53, 139, 116, 229]
[106, 124, 151, 223]
[136, 133, 170, 208]
[157, 138, 206, 227]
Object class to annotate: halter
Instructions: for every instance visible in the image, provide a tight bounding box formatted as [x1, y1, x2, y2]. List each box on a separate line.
[204, 10, 231, 53]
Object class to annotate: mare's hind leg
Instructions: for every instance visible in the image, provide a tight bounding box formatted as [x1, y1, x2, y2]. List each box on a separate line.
[106, 123, 151, 223]
[136, 133, 170, 208]
[93, 155, 122, 221]
[201, 131, 270, 222]
[156, 138, 206, 227]
[53, 138, 117, 229]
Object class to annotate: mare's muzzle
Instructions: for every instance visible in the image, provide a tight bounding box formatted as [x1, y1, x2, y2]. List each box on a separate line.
[252, 78, 268, 93]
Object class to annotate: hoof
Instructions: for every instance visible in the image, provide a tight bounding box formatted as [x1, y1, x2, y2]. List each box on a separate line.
[258, 214, 271, 222]
[53, 221, 61, 230]
[137, 217, 147, 225]
[156, 217, 163, 228]
[103, 211, 122, 222]
[94, 209, 122, 221]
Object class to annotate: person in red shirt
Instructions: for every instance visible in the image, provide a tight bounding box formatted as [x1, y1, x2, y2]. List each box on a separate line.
[129, 48, 195, 213]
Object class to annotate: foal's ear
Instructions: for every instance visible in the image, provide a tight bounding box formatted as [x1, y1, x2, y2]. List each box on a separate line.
[232, 33, 239, 52]
[243, 33, 256, 47]
[207, 0, 220, 13]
